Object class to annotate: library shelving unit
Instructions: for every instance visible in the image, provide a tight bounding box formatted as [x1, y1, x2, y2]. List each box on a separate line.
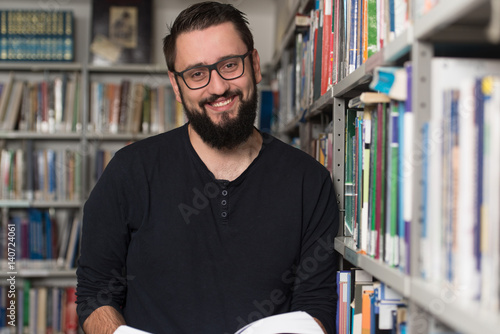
[0, 1, 278, 331]
[271, 0, 500, 333]
[0, 2, 178, 331]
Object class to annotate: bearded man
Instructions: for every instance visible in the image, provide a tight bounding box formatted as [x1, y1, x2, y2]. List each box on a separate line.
[76, 2, 339, 334]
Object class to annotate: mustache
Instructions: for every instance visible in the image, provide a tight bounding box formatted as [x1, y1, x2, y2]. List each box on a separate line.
[199, 89, 243, 107]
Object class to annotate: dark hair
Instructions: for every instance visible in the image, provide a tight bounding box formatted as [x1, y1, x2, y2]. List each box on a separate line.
[163, 1, 254, 72]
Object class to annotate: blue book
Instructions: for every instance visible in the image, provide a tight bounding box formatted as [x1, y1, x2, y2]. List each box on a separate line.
[474, 78, 484, 276]
[29, 209, 44, 260]
[44, 210, 53, 260]
[47, 149, 57, 200]
[389, 0, 395, 37]
[348, 0, 358, 74]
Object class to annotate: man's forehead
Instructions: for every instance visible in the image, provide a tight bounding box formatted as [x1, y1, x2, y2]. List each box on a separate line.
[174, 23, 246, 68]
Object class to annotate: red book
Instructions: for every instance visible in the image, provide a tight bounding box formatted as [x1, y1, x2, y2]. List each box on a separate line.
[65, 287, 78, 334]
[321, 0, 333, 95]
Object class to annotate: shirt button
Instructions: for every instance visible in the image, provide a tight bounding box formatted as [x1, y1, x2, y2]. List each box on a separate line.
[221, 211, 227, 218]
[221, 200, 227, 205]
[222, 190, 228, 196]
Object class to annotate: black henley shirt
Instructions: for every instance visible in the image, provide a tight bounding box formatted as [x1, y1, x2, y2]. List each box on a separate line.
[76, 123, 339, 334]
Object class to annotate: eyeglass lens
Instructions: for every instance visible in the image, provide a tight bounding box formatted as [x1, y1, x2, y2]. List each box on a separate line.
[183, 56, 244, 89]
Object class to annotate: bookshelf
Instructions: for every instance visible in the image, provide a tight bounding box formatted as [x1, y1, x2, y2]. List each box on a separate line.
[272, 0, 500, 333]
[0, 0, 278, 332]
[0, 0, 180, 274]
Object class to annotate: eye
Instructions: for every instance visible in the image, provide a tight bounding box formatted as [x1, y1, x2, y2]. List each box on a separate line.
[220, 59, 239, 72]
[187, 68, 208, 81]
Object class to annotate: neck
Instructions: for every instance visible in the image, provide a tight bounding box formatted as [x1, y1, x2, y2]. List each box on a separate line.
[188, 123, 263, 181]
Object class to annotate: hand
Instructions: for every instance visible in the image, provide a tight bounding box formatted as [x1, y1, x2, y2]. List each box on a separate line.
[313, 318, 328, 334]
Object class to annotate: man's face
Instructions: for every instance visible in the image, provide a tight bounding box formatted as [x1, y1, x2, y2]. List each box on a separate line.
[168, 22, 262, 149]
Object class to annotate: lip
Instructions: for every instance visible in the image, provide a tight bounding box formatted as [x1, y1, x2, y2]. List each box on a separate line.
[205, 95, 238, 111]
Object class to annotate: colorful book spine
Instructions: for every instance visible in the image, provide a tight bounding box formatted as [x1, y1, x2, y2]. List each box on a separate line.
[0, 10, 74, 62]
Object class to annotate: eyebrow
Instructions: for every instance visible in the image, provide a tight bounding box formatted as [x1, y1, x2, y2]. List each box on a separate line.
[180, 53, 244, 72]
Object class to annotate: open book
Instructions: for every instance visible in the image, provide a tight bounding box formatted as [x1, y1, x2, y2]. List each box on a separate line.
[114, 311, 324, 334]
[234, 311, 324, 334]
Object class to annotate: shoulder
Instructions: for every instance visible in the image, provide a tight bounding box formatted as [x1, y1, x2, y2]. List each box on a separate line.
[261, 132, 330, 177]
[114, 125, 187, 162]
[102, 125, 188, 180]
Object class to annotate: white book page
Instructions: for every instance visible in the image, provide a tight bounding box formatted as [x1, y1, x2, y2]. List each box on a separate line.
[235, 311, 324, 334]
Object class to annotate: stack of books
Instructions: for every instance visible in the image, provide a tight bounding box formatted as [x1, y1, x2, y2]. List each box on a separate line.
[0, 9, 74, 62]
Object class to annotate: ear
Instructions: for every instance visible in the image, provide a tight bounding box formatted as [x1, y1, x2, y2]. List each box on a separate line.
[251, 49, 262, 84]
[168, 71, 183, 103]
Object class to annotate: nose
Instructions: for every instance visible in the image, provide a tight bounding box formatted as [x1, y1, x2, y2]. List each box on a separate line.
[206, 68, 230, 95]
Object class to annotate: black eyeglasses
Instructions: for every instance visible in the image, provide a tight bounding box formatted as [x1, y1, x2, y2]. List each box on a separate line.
[173, 50, 252, 90]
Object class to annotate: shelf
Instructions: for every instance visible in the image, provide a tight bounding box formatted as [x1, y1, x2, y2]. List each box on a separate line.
[86, 132, 153, 141]
[0, 268, 77, 287]
[411, 278, 500, 334]
[335, 237, 408, 296]
[306, 88, 333, 119]
[0, 268, 76, 278]
[87, 63, 167, 74]
[0, 200, 81, 208]
[383, 27, 413, 64]
[333, 63, 372, 98]
[0, 62, 167, 74]
[280, 113, 303, 135]
[0, 131, 82, 140]
[414, 0, 491, 42]
[0, 62, 82, 72]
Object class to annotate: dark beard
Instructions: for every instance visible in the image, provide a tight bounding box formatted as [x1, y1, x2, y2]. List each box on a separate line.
[181, 86, 258, 150]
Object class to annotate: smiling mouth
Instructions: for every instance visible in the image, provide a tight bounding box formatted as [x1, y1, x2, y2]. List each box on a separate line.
[208, 97, 234, 108]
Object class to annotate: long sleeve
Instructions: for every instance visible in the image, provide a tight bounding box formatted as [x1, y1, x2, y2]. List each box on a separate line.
[75, 150, 144, 328]
[290, 170, 339, 334]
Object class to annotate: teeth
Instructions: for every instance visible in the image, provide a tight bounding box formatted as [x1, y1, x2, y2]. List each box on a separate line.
[211, 97, 233, 107]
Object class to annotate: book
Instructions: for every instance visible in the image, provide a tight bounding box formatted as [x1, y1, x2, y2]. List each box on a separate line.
[37, 287, 47, 333]
[235, 311, 324, 334]
[344, 109, 358, 238]
[347, 0, 360, 74]
[332, 0, 341, 84]
[348, 92, 391, 108]
[90, 0, 152, 65]
[385, 101, 400, 267]
[0, 10, 74, 62]
[370, 282, 405, 333]
[400, 62, 412, 274]
[321, 0, 333, 95]
[481, 76, 500, 311]
[0, 72, 14, 125]
[65, 217, 81, 269]
[65, 287, 78, 334]
[113, 312, 324, 334]
[361, 110, 371, 252]
[312, 3, 323, 101]
[115, 326, 153, 334]
[424, 58, 500, 286]
[369, 67, 407, 101]
[336, 270, 352, 334]
[361, 288, 373, 334]
[350, 269, 373, 334]
[366, 0, 378, 59]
